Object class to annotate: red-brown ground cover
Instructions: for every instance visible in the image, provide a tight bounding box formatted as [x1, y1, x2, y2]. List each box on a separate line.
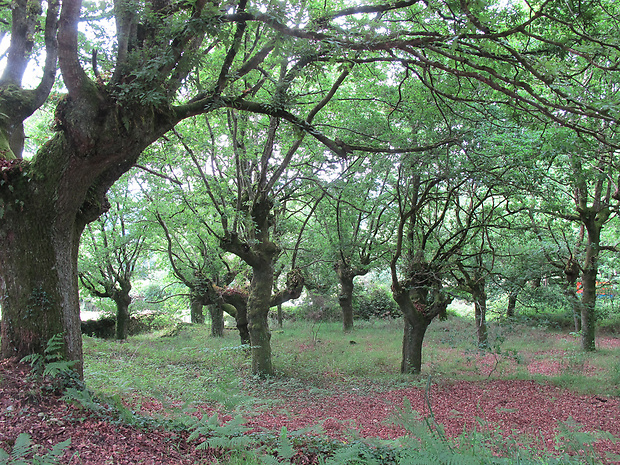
[1, 345, 619, 464]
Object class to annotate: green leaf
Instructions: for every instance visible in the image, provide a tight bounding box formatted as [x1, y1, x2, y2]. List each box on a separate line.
[12, 433, 33, 459]
[277, 426, 295, 460]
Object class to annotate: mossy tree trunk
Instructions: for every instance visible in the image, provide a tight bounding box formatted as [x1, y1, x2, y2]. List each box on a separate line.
[0, 174, 82, 366]
[568, 150, 613, 352]
[0, 0, 62, 359]
[579, 210, 606, 351]
[222, 300, 250, 345]
[335, 259, 368, 333]
[209, 304, 225, 337]
[113, 289, 132, 340]
[221, 197, 304, 376]
[189, 290, 205, 324]
[401, 316, 431, 374]
[247, 259, 276, 376]
[392, 264, 452, 375]
[0, 105, 170, 376]
[1, 52, 175, 379]
[472, 280, 488, 349]
[337, 268, 355, 332]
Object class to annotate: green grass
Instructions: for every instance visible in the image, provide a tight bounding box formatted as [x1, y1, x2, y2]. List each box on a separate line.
[83, 314, 620, 403]
[83, 327, 253, 409]
[78, 315, 620, 464]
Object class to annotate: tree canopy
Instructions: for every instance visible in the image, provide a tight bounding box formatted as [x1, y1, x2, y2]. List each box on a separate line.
[1, 0, 619, 378]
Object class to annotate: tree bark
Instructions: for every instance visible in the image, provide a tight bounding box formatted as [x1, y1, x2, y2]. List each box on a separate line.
[472, 280, 488, 349]
[113, 291, 132, 340]
[579, 210, 605, 351]
[580, 267, 597, 351]
[338, 272, 355, 332]
[209, 304, 224, 337]
[392, 282, 439, 375]
[506, 291, 517, 318]
[401, 314, 431, 375]
[232, 303, 250, 346]
[222, 302, 250, 345]
[0, 78, 174, 378]
[189, 291, 205, 324]
[247, 260, 275, 376]
[335, 259, 367, 333]
[0, 182, 82, 370]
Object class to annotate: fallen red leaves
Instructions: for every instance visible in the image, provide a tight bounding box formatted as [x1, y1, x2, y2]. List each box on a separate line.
[1, 356, 619, 464]
[0, 360, 207, 464]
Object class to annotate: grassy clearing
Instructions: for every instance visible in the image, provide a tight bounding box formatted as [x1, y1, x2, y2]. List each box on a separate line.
[83, 314, 620, 405]
[77, 316, 620, 464]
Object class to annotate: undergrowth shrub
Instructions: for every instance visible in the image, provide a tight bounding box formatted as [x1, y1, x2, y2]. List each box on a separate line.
[0, 433, 71, 465]
[353, 283, 399, 320]
[81, 313, 178, 339]
[292, 294, 341, 322]
[182, 402, 615, 465]
[20, 334, 81, 393]
[127, 312, 176, 335]
[598, 313, 620, 335]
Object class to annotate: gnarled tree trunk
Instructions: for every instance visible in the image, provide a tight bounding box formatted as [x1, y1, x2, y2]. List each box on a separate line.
[337, 271, 355, 332]
[335, 259, 368, 332]
[506, 291, 518, 318]
[579, 209, 606, 351]
[222, 302, 250, 345]
[113, 290, 132, 340]
[472, 280, 488, 349]
[1, 77, 174, 378]
[247, 259, 276, 376]
[392, 277, 451, 374]
[0, 178, 83, 370]
[400, 306, 432, 374]
[189, 290, 205, 324]
[209, 304, 225, 337]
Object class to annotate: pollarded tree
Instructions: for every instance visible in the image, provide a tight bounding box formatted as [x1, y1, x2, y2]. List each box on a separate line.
[524, 210, 584, 330]
[313, 159, 395, 332]
[3, 0, 619, 378]
[0, 0, 361, 373]
[184, 105, 321, 376]
[452, 225, 499, 349]
[78, 178, 147, 340]
[145, 103, 324, 369]
[1, 0, 251, 372]
[149, 197, 245, 338]
[534, 130, 620, 350]
[0, 0, 58, 161]
[390, 146, 498, 374]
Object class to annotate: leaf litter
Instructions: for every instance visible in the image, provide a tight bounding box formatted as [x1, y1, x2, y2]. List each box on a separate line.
[1, 340, 619, 464]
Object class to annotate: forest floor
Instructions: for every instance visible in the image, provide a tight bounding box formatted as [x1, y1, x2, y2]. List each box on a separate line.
[1, 333, 619, 464]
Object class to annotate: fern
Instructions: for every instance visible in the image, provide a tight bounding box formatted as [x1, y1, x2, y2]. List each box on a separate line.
[275, 427, 295, 461]
[188, 413, 252, 452]
[0, 433, 71, 465]
[62, 387, 104, 413]
[20, 334, 77, 383]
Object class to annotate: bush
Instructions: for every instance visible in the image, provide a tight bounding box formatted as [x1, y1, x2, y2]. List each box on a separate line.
[81, 313, 176, 339]
[353, 283, 400, 320]
[129, 312, 178, 335]
[598, 313, 620, 334]
[292, 294, 341, 322]
[81, 317, 116, 338]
